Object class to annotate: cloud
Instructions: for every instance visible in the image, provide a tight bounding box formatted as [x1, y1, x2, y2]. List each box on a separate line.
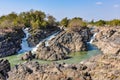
[113, 4, 119, 8]
[96, 2, 103, 5]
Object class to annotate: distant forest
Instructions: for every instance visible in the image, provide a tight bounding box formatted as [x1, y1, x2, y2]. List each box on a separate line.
[0, 10, 120, 30]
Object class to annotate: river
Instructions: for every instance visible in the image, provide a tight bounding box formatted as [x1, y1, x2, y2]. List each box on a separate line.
[2, 28, 101, 66]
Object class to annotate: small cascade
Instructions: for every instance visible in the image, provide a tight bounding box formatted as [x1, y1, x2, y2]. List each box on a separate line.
[19, 28, 60, 53]
[18, 28, 32, 53]
[89, 33, 97, 44]
[32, 31, 60, 53]
[45, 31, 60, 46]
[87, 32, 98, 51]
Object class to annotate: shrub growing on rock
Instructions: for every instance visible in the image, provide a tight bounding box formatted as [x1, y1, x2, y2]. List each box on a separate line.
[67, 17, 87, 31]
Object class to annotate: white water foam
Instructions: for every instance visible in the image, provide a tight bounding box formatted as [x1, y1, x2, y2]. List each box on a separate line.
[89, 33, 97, 44]
[32, 31, 60, 53]
[18, 28, 32, 53]
[19, 27, 60, 54]
[19, 28, 60, 54]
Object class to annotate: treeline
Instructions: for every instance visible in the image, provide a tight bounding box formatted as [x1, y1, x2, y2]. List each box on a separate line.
[0, 10, 57, 30]
[60, 17, 86, 27]
[0, 10, 87, 31]
[0, 9, 119, 30]
[89, 19, 120, 27]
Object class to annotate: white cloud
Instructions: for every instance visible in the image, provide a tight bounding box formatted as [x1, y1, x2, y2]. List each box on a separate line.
[96, 2, 103, 5]
[113, 4, 119, 8]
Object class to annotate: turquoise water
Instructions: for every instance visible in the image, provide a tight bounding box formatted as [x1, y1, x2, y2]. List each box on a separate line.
[0, 46, 101, 67]
[0, 30, 101, 67]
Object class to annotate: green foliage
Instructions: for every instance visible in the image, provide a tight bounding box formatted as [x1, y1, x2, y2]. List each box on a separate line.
[94, 20, 106, 26]
[0, 12, 24, 29]
[0, 10, 57, 30]
[67, 17, 87, 31]
[107, 19, 120, 26]
[47, 15, 56, 27]
[41, 21, 48, 28]
[31, 20, 40, 30]
[90, 19, 120, 27]
[60, 17, 69, 27]
[0, 9, 120, 29]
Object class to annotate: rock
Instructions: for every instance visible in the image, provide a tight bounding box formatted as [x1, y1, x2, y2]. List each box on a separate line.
[93, 27, 120, 55]
[83, 53, 120, 80]
[27, 27, 61, 47]
[0, 28, 24, 57]
[82, 26, 120, 80]
[0, 73, 5, 80]
[35, 27, 91, 61]
[8, 61, 92, 80]
[21, 51, 35, 60]
[0, 59, 11, 79]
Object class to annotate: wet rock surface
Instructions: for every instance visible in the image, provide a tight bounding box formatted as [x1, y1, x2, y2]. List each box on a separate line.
[3, 27, 120, 80]
[0, 59, 11, 80]
[35, 27, 91, 61]
[27, 27, 61, 47]
[8, 61, 92, 80]
[0, 28, 24, 57]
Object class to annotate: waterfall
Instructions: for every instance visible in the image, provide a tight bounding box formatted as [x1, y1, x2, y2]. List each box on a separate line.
[87, 32, 98, 50]
[32, 31, 60, 53]
[45, 31, 60, 46]
[18, 28, 32, 53]
[89, 33, 97, 44]
[19, 28, 60, 53]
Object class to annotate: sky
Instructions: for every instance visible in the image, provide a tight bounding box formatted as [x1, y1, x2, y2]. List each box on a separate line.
[0, 0, 120, 21]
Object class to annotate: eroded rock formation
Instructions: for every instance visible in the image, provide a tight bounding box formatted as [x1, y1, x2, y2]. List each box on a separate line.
[0, 28, 24, 57]
[0, 59, 11, 80]
[27, 27, 60, 47]
[93, 27, 120, 54]
[8, 61, 92, 80]
[35, 27, 91, 60]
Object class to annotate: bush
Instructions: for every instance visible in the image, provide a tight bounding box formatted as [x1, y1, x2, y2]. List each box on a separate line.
[68, 17, 87, 31]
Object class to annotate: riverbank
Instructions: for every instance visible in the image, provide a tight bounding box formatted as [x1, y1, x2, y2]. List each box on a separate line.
[2, 26, 120, 80]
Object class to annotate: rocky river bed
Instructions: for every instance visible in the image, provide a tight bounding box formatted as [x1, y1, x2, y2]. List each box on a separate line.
[0, 26, 120, 80]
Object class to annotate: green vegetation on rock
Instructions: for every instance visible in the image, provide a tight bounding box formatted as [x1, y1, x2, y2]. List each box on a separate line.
[89, 19, 120, 27]
[0, 10, 57, 30]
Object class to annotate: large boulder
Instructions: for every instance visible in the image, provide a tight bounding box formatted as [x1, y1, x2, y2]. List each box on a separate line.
[8, 61, 91, 80]
[35, 27, 91, 61]
[0, 28, 24, 57]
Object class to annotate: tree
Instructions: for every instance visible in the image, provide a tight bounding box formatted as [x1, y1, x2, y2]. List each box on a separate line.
[60, 17, 69, 27]
[47, 15, 56, 27]
[68, 17, 86, 27]
[31, 20, 41, 30]
[7, 12, 18, 20]
[68, 17, 87, 31]
[108, 19, 120, 26]
[89, 19, 94, 26]
[95, 20, 106, 26]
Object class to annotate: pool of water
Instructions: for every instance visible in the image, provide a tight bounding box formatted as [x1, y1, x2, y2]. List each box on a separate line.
[1, 48, 101, 67]
[0, 29, 101, 67]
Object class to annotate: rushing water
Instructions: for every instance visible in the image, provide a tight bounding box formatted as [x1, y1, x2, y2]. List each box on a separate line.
[18, 28, 60, 53]
[18, 28, 32, 53]
[20, 28, 100, 58]
[1, 28, 101, 67]
[55, 33, 101, 64]
[32, 31, 60, 53]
